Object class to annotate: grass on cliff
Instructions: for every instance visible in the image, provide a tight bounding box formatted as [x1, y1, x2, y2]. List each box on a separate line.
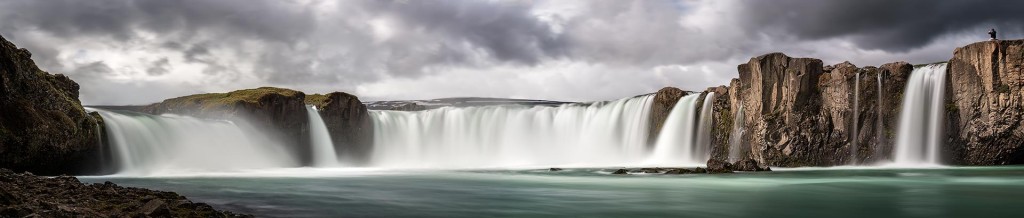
[157, 87, 303, 110]
[305, 93, 328, 108]
[913, 61, 948, 68]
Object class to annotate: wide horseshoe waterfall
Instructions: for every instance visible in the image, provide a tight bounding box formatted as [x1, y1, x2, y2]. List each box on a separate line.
[893, 63, 948, 166]
[89, 108, 298, 176]
[368, 95, 659, 168]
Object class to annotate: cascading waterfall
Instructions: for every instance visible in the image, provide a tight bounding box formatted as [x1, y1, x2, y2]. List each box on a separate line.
[893, 63, 948, 166]
[728, 104, 745, 162]
[694, 92, 716, 163]
[307, 105, 340, 167]
[851, 72, 860, 164]
[648, 93, 703, 166]
[875, 71, 885, 161]
[90, 108, 297, 175]
[369, 95, 656, 168]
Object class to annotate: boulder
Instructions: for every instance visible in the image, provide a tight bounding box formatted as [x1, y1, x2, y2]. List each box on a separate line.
[140, 199, 171, 217]
[0, 34, 103, 175]
[732, 159, 770, 171]
[548, 168, 563, 172]
[611, 169, 628, 174]
[947, 39, 1024, 165]
[706, 159, 733, 173]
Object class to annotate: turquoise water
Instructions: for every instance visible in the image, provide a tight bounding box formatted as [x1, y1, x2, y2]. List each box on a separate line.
[81, 167, 1024, 217]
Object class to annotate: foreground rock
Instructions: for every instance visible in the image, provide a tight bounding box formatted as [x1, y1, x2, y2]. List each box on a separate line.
[0, 34, 103, 175]
[0, 169, 248, 217]
[947, 39, 1024, 165]
[306, 92, 374, 165]
[142, 87, 311, 165]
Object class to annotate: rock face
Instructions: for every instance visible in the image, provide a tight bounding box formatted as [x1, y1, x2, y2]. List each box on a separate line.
[947, 39, 1024, 165]
[730, 53, 913, 166]
[306, 92, 374, 165]
[647, 87, 690, 146]
[0, 34, 103, 175]
[142, 87, 311, 166]
[701, 86, 732, 162]
[0, 168, 248, 217]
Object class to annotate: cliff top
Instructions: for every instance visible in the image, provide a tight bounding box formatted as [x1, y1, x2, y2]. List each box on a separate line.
[152, 87, 303, 110]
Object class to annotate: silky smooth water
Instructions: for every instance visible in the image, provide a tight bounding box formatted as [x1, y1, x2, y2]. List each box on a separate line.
[306, 105, 340, 167]
[82, 167, 1024, 218]
[893, 64, 948, 166]
[649, 93, 703, 166]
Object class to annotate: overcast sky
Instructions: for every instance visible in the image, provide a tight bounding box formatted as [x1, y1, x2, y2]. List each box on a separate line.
[2, 0, 1022, 105]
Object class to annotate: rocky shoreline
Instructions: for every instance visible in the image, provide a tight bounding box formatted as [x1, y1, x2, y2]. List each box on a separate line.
[0, 168, 248, 217]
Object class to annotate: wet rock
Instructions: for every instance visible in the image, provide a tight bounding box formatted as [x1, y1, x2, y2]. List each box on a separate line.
[0, 34, 103, 175]
[638, 168, 664, 173]
[0, 168, 249, 217]
[307, 92, 374, 165]
[693, 167, 707, 173]
[663, 168, 693, 174]
[549, 168, 563, 172]
[706, 159, 734, 173]
[732, 159, 770, 171]
[648, 87, 692, 145]
[611, 169, 628, 174]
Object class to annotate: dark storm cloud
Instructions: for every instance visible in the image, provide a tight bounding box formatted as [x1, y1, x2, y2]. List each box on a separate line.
[146, 58, 170, 76]
[736, 0, 1024, 51]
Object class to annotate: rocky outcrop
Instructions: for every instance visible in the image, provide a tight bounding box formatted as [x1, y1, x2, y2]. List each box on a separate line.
[701, 86, 732, 162]
[0, 34, 104, 175]
[142, 87, 311, 165]
[947, 39, 1024, 165]
[306, 92, 374, 165]
[0, 168, 248, 217]
[705, 159, 733, 173]
[647, 87, 690, 145]
[729, 53, 914, 167]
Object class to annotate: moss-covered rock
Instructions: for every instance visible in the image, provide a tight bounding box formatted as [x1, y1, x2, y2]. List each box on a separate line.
[0, 34, 103, 175]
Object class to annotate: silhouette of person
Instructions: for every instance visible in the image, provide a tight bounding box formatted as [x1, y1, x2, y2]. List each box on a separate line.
[989, 29, 997, 40]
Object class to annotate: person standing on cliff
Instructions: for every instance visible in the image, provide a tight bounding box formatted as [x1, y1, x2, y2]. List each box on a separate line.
[989, 28, 997, 40]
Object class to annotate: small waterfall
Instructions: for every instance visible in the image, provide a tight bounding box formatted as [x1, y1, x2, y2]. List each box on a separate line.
[694, 92, 716, 163]
[307, 105, 340, 167]
[369, 95, 656, 168]
[851, 72, 860, 164]
[91, 108, 297, 175]
[893, 63, 948, 166]
[875, 71, 885, 162]
[728, 104, 745, 162]
[649, 93, 703, 166]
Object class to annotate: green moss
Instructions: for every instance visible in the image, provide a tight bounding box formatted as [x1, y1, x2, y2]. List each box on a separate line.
[305, 93, 328, 107]
[157, 87, 303, 111]
[946, 102, 959, 113]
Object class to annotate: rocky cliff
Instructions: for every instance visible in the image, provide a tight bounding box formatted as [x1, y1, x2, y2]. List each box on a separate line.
[306, 92, 374, 165]
[0, 34, 104, 175]
[142, 87, 311, 166]
[726, 53, 913, 166]
[647, 87, 691, 146]
[947, 39, 1024, 165]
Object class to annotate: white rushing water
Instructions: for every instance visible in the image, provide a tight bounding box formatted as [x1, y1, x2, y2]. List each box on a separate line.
[694, 92, 716, 163]
[893, 63, 948, 166]
[369, 95, 657, 168]
[307, 105, 340, 167]
[90, 108, 298, 176]
[851, 72, 860, 164]
[649, 93, 704, 166]
[728, 104, 745, 162]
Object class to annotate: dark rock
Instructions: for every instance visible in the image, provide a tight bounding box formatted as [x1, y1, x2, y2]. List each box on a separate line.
[307, 92, 374, 165]
[732, 159, 769, 171]
[706, 159, 733, 173]
[638, 168, 663, 173]
[648, 87, 691, 145]
[663, 168, 693, 174]
[549, 168, 563, 172]
[611, 169, 628, 174]
[693, 167, 707, 173]
[142, 87, 311, 166]
[141, 199, 171, 217]
[0, 33, 103, 175]
[0, 168, 248, 217]
[947, 39, 1024, 165]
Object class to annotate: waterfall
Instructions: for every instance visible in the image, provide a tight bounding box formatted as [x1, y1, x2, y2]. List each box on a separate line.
[875, 71, 885, 162]
[90, 108, 298, 175]
[648, 93, 703, 166]
[893, 63, 948, 166]
[728, 104, 745, 162]
[851, 72, 860, 164]
[307, 105, 340, 167]
[369, 95, 656, 168]
[694, 92, 716, 163]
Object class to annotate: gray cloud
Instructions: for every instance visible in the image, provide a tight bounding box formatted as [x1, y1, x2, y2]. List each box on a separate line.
[0, 0, 1022, 104]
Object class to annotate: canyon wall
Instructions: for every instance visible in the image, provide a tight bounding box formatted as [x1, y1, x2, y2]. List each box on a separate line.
[947, 39, 1024, 165]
